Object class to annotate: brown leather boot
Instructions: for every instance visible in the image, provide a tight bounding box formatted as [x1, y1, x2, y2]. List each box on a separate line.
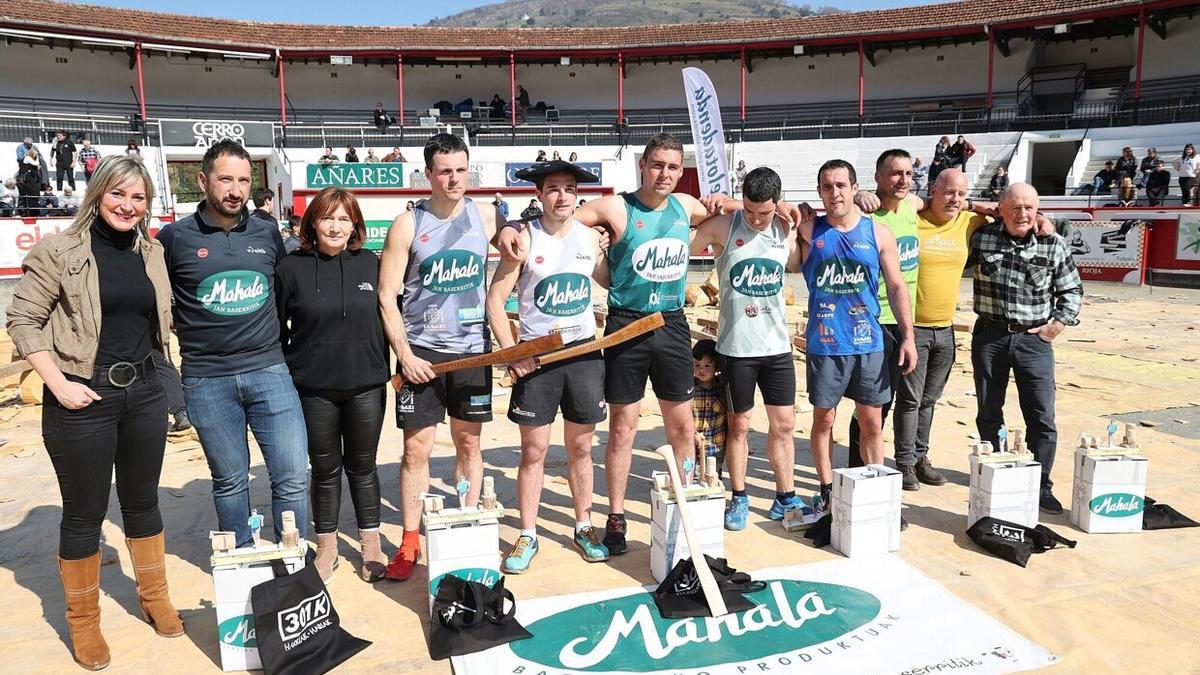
[314, 532, 340, 583]
[58, 553, 110, 670]
[125, 533, 184, 638]
[358, 529, 387, 582]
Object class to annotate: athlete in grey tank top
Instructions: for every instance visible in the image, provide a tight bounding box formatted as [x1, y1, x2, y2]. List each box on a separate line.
[715, 211, 792, 357]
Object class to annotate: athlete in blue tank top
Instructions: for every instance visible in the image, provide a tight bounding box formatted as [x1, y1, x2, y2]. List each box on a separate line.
[797, 159, 917, 513]
[377, 133, 507, 582]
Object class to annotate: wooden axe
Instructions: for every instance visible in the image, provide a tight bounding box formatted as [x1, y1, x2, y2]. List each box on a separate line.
[654, 444, 729, 617]
[534, 312, 664, 367]
[390, 333, 563, 391]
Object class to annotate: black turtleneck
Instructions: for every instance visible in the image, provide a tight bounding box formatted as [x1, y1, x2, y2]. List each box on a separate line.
[91, 218, 155, 365]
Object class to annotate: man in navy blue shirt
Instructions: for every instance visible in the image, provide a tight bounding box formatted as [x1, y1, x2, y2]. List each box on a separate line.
[157, 140, 308, 547]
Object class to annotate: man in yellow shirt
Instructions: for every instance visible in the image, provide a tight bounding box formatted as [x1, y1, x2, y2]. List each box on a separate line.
[893, 169, 987, 485]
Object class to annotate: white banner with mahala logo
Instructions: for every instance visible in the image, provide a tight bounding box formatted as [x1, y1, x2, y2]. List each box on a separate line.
[682, 67, 730, 197]
[452, 555, 1057, 674]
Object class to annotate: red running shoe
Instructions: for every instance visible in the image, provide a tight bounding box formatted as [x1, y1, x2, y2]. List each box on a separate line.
[384, 541, 421, 581]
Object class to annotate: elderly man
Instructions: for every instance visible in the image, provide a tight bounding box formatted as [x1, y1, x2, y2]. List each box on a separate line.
[968, 183, 1082, 513]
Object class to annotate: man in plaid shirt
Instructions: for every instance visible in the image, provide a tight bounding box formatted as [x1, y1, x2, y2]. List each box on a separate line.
[968, 183, 1082, 514]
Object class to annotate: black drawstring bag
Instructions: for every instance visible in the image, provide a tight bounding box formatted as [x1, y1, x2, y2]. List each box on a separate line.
[966, 517, 1077, 568]
[802, 514, 833, 548]
[429, 574, 532, 661]
[1143, 497, 1200, 530]
[652, 554, 766, 618]
[250, 554, 371, 675]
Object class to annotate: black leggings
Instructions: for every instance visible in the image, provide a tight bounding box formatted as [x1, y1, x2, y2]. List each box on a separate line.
[300, 386, 385, 534]
[43, 373, 168, 559]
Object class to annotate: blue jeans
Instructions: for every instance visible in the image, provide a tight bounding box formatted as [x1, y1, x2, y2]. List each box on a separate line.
[184, 362, 309, 546]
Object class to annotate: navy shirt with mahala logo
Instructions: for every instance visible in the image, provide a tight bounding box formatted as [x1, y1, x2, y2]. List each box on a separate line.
[157, 202, 286, 377]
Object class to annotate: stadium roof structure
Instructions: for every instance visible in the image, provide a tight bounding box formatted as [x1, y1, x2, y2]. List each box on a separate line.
[0, 0, 1194, 58]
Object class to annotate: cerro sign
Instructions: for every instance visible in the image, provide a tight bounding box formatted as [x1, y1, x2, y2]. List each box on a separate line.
[160, 120, 275, 148]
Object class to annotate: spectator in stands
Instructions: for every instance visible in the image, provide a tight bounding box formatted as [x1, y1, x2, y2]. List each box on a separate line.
[551, 150, 561, 161]
[492, 192, 508, 218]
[405, 200, 415, 212]
[59, 186, 80, 216]
[39, 185, 60, 215]
[125, 140, 142, 161]
[520, 198, 541, 219]
[1115, 146, 1138, 183]
[383, 147, 406, 163]
[568, 152, 578, 162]
[517, 84, 530, 110]
[1, 178, 18, 217]
[490, 94, 505, 119]
[949, 135, 975, 172]
[1146, 159, 1171, 206]
[929, 137, 951, 186]
[535, 149, 547, 162]
[251, 188, 278, 226]
[1118, 180, 1137, 206]
[282, 215, 302, 254]
[345, 145, 359, 163]
[373, 102, 394, 131]
[365, 149, 379, 163]
[78, 139, 101, 182]
[15, 137, 37, 171]
[17, 154, 42, 216]
[1174, 143, 1199, 206]
[1137, 148, 1158, 188]
[734, 160, 747, 195]
[911, 157, 927, 195]
[320, 147, 339, 165]
[1085, 161, 1120, 194]
[51, 130, 77, 192]
[983, 165, 1008, 200]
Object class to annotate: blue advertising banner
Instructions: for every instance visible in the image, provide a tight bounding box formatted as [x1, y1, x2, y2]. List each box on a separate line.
[505, 162, 603, 187]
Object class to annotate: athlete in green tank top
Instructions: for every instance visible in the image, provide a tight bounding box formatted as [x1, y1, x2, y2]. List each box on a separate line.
[606, 193, 691, 312]
[873, 198, 919, 325]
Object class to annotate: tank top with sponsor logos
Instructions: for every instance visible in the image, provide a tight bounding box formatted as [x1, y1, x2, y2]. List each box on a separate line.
[872, 200, 919, 325]
[516, 218, 597, 346]
[802, 215, 883, 356]
[401, 200, 488, 353]
[715, 211, 791, 357]
[606, 193, 690, 312]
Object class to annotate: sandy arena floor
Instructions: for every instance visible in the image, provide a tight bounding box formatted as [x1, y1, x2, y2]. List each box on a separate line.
[0, 280, 1197, 674]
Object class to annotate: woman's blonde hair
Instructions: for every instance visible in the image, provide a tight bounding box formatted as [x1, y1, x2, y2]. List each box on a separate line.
[64, 156, 156, 239]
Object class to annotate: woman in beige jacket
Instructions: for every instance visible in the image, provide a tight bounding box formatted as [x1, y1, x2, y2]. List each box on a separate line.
[6, 156, 182, 670]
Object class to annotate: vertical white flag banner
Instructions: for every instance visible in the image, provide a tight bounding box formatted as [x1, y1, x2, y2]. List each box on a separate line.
[682, 67, 730, 196]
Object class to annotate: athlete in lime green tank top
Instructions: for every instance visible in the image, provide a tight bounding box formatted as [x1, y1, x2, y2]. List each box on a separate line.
[873, 198, 919, 325]
[606, 192, 691, 312]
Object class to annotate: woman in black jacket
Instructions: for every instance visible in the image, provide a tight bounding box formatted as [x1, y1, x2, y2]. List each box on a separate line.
[276, 187, 391, 582]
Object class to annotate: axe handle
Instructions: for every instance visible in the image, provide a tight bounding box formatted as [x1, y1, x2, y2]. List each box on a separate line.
[654, 444, 728, 617]
[536, 312, 664, 367]
[390, 333, 563, 392]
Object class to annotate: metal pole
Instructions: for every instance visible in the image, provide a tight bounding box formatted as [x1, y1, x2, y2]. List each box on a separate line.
[277, 51, 287, 126]
[857, 39, 865, 137]
[986, 27, 995, 110]
[510, 52, 517, 128]
[740, 47, 747, 124]
[1134, 9, 1146, 101]
[396, 53, 404, 126]
[135, 43, 148, 124]
[618, 52, 625, 127]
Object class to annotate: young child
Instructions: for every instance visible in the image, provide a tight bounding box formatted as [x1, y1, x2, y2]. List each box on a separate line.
[691, 340, 728, 482]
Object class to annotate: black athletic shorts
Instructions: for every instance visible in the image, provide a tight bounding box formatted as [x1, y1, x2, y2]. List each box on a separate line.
[395, 345, 493, 429]
[509, 347, 606, 426]
[604, 308, 694, 404]
[717, 351, 796, 413]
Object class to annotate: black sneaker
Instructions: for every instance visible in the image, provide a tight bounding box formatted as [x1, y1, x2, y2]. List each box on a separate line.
[900, 464, 920, 491]
[915, 457, 947, 486]
[602, 513, 627, 556]
[1039, 487, 1063, 514]
[170, 409, 192, 433]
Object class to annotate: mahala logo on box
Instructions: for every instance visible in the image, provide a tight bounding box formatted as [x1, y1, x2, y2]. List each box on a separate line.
[510, 579, 880, 671]
[1089, 493, 1144, 517]
[219, 613, 256, 648]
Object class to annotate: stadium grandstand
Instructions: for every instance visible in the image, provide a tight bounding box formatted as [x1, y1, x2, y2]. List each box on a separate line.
[1, 0, 1199, 283]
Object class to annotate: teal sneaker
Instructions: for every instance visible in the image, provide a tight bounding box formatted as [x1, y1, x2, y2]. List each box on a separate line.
[502, 535, 538, 574]
[768, 494, 802, 521]
[724, 495, 750, 531]
[573, 526, 610, 562]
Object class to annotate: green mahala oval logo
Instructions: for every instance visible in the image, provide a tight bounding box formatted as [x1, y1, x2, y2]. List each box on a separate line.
[420, 250, 484, 294]
[896, 235, 920, 273]
[1090, 493, 1144, 517]
[218, 613, 256, 648]
[534, 273, 591, 316]
[429, 567, 501, 595]
[730, 258, 784, 297]
[197, 271, 269, 316]
[814, 257, 869, 295]
[510, 579, 880, 671]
